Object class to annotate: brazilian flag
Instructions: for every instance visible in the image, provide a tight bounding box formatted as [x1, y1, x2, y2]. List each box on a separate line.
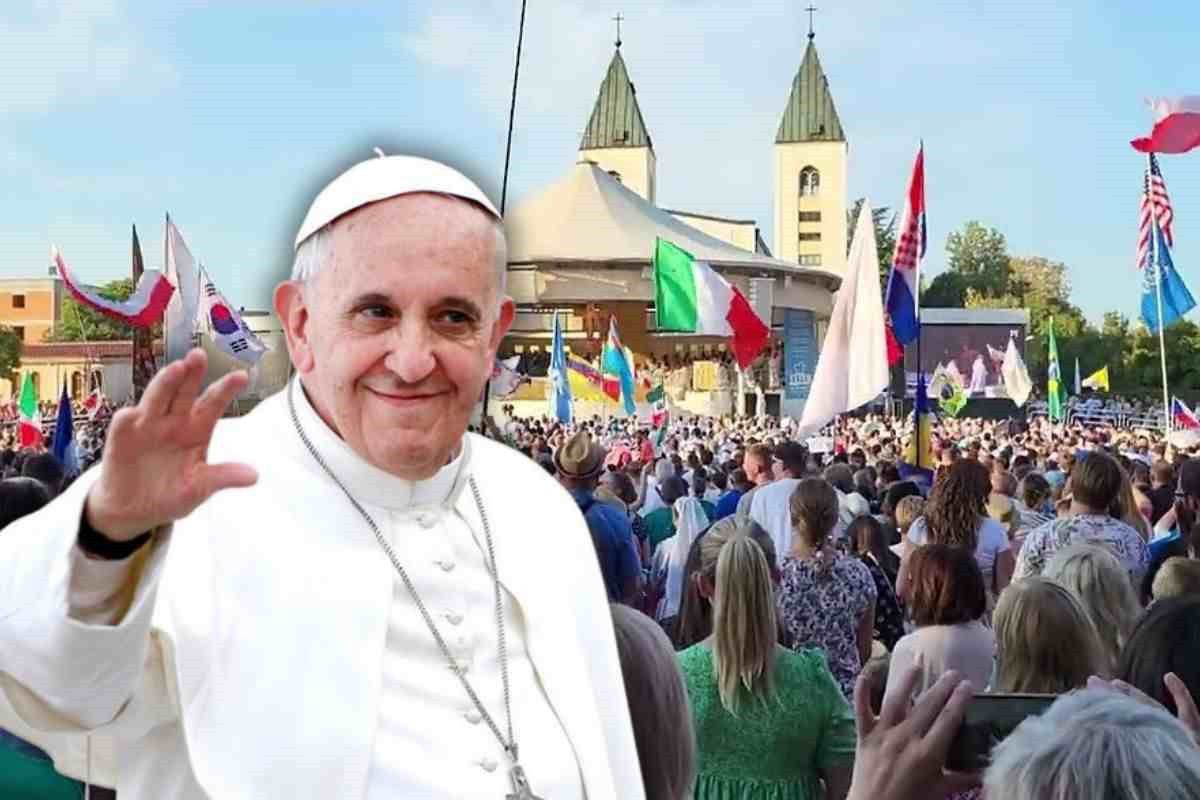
[1047, 318, 1064, 422]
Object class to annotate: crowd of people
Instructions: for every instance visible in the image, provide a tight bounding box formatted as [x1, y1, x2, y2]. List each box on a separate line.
[4, 147, 1199, 799]
[4, 390, 1200, 797]
[495, 406, 1200, 798]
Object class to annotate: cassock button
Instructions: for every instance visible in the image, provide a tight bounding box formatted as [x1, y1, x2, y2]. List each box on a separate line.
[451, 659, 470, 675]
[416, 511, 438, 529]
[479, 758, 498, 772]
[436, 559, 456, 573]
[464, 709, 482, 724]
[444, 611, 464, 625]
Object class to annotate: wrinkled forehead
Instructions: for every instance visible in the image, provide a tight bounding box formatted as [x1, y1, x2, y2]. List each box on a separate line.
[321, 194, 503, 296]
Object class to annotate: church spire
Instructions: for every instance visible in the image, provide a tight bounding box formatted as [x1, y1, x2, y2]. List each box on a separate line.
[775, 39, 845, 144]
[579, 48, 653, 151]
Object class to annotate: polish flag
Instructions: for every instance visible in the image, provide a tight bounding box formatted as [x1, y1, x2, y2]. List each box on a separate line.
[1131, 97, 1200, 154]
[53, 247, 174, 327]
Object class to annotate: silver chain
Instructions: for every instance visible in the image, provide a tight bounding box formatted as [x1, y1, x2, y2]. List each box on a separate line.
[286, 382, 518, 764]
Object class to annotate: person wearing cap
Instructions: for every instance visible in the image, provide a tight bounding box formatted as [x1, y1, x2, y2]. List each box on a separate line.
[0, 154, 643, 799]
[555, 432, 641, 605]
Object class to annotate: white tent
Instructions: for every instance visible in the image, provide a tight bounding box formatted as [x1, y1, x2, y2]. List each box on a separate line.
[505, 160, 839, 283]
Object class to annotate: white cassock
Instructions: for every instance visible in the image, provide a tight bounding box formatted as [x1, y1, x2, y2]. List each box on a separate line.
[969, 355, 988, 397]
[0, 379, 643, 799]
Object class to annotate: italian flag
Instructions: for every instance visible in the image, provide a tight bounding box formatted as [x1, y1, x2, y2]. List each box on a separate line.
[653, 238, 770, 369]
[18, 372, 42, 449]
[647, 383, 667, 428]
[647, 384, 669, 451]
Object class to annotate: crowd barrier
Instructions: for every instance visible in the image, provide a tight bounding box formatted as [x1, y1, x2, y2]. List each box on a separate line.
[1025, 401, 1166, 431]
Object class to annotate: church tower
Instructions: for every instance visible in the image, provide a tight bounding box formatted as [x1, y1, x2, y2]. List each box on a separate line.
[773, 29, 847, 275]
[579, 39, 656, 204]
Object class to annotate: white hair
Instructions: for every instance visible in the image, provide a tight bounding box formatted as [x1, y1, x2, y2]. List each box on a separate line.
[985, 689, 1200, 800]
[290, 195, 508, 302]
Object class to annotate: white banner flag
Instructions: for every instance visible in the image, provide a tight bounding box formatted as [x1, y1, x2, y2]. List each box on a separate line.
[1002, 338, 1033, 407]
[164, 216, 202, 363]
[795, 201, 889, 438]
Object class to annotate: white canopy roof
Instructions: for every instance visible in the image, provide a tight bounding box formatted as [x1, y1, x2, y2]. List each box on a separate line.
[505, 161, 839, 283]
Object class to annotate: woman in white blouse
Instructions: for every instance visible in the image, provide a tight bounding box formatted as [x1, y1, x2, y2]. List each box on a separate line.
[898, 459, 1014, 609]
[887, 544, 995, 696]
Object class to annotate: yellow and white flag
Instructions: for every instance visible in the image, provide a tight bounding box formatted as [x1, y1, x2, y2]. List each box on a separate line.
[1082, 366, 1110, 392]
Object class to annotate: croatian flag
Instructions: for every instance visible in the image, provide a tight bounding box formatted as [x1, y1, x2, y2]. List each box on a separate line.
[1173, 398, 1200, 430]
[1131, 97, 1200, 155]
[885, 143, 926, 350]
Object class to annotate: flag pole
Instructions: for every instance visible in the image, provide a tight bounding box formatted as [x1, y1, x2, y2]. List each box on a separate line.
[163, 212, 171, 368]
[1149, 153, 1172, 439]
[913, 140, 924, 471]
[481, 0, 528, 437]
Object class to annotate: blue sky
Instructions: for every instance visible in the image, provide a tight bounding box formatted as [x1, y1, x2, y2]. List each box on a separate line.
[2, 0, 1198, 324]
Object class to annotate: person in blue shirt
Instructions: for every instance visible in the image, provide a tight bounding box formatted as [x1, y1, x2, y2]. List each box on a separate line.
[713, 468, 750, 522]
[556, 431, 642, 604]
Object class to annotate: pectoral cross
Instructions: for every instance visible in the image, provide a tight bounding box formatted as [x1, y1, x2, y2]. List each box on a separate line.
[507, 764, 543, 800]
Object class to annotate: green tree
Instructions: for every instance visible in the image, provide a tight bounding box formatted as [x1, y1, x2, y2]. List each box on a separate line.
[45, 278, 162, 342]
[1128, 320, 1200, 393]
[847, 199, 896, 293]
[922, 271, 970, 307]
[946, 221, 1010, 298]
[0, 326, 21, 386]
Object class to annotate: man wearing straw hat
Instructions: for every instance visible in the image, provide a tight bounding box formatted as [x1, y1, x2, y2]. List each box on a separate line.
[555, 431, 641, 605]
[0, 153, 643, 799]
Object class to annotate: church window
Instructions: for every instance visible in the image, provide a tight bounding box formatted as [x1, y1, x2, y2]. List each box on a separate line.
[799, 211, 822, 222]
[799, 255, 823, 266]
[13, 326, 24, 341]
[12, 294, 25, 309]
[799, 167, 821, 197]
[799, 233, 821, 242]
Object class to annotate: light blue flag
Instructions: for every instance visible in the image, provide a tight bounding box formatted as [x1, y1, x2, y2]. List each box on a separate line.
[548, 311, 573, 424]
[1142, 217, 1196, 333]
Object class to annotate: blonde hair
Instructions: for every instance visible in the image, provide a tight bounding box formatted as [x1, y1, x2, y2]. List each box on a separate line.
[895, 494, 926, 534]
[1043, 543, 1141, 671]
[788, 478, 839, 569]
[994, 577, 1109, 693]
[1151, 557, 1200, 601]
[703, 528, 778, 713]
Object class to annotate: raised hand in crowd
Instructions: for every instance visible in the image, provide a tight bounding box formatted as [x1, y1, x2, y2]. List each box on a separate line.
[847, 666, 977, 800]
[84, 348, 257, 541]
[1088, 672, 1200, 745]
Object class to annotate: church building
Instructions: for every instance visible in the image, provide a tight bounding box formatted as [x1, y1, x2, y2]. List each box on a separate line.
[500, 22, 849, 419]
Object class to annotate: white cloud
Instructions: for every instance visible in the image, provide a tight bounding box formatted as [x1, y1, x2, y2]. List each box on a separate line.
[0, 0, 176, 116]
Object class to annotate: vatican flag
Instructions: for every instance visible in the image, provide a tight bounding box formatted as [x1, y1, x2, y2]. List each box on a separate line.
[1082, 366, 1110, 392]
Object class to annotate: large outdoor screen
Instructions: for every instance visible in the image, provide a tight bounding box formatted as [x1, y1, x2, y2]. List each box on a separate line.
[903, 323, 1027, 398]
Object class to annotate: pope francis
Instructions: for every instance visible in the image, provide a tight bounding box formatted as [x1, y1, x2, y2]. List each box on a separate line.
[0, 155, 644, 799]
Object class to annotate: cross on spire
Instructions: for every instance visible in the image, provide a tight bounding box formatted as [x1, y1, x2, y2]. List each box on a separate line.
[805, 4, 818, 40]
[613, 12, 624, 48]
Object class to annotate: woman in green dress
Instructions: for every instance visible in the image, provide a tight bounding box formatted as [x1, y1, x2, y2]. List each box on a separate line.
[677, 520, 856, 800]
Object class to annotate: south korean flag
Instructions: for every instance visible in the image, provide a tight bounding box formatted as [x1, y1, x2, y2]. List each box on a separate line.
[201, 270, 269, 365]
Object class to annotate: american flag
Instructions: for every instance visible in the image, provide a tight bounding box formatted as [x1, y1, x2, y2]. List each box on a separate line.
[1137, 153, 1175, 269]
